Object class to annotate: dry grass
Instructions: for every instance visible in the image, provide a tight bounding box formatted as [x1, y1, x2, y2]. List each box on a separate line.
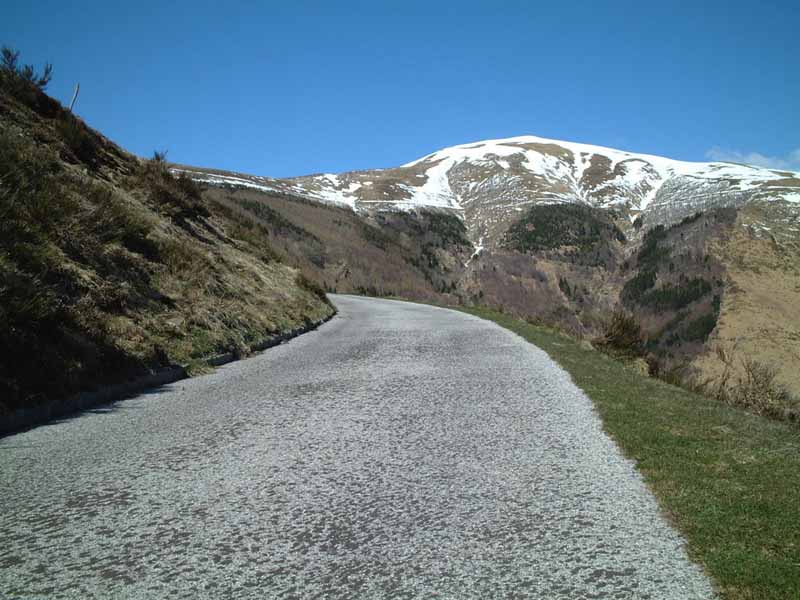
[694, 203, 800, 397]
[705, 345, 799, 419]
[0, 84, 333, 415]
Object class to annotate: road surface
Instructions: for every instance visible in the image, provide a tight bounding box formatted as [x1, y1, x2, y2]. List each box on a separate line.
[0, 295, 715, 599]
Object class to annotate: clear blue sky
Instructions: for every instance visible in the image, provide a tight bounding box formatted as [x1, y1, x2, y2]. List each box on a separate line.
[4, 0, 799, 177]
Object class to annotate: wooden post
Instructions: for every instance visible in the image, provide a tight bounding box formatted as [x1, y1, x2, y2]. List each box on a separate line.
[68, 82, 80, 112]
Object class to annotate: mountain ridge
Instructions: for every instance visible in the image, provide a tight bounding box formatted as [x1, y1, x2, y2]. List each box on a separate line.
[178, 134, 800, 253]
[179, 133, 799, 211]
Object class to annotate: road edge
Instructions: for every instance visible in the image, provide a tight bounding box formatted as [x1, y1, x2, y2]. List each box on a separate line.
[0, 310, 337, 438]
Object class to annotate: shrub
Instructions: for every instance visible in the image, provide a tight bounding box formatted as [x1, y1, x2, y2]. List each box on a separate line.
[206, 198, 281, 264]
[1, 47, 52, 89]
[656, 360, 693, 388]
[558, 276, 572, 298]
[682, 312, 717, 342]
[137, 152, 209, 221]
[638, 277, 712, 310]
[296, 272, 331, 306]
[233, 197, 316, 239]
[727, 359, 794, 418]
[709, 346, 796, 419]
[353, 284, 385, 297]
[712, 294, 721, 315]
[622, 269, 657, 303]
[678, 212, 703, 226]
[596, 310, 644, 357]
[361, 222, 393, 250]
[421, 211, 471, 247]
[636, 224, 669, 268]
[0, 46, 66, 120]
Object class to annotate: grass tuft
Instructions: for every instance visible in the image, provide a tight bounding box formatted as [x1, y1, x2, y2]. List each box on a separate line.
[296, 272, 332, 306]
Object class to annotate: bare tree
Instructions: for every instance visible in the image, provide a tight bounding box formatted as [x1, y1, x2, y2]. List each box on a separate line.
[1, 46, 53, 89]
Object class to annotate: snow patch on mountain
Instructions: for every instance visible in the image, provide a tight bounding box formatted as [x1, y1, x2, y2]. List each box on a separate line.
[177, 134, 800, 232]
[172, 169, 282, 194]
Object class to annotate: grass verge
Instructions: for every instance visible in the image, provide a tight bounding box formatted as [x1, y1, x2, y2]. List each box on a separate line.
[456, 306, 798, 600]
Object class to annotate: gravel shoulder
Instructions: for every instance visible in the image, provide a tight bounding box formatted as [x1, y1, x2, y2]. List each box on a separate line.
[0, 295, 715, 599]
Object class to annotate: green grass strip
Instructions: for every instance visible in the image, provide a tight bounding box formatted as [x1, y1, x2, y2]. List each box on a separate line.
[455, 306, 799, 600]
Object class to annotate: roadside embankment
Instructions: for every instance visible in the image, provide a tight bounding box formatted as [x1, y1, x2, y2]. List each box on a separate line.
[0, 310, 335, 438]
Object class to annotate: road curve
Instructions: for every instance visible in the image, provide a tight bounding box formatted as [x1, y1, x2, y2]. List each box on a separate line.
[0, 295, 714, 599]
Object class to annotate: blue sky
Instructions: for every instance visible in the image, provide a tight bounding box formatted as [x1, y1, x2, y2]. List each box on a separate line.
[4, 0, 799, 177]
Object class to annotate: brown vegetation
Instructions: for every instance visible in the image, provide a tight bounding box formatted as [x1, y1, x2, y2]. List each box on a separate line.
[596, 310, 644, 357]
[202, 186, 472, 302]
[0, 48, 333, 415]
[708, 346, 798, 419]
[590, 309, 798, 423]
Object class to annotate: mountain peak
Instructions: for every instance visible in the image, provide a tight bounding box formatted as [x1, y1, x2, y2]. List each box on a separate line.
[178, 134, 800, 245]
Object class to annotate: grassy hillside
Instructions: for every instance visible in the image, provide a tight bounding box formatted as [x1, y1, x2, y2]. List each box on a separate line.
[696, 202, 800, 396]
[0, 55, 333, 416]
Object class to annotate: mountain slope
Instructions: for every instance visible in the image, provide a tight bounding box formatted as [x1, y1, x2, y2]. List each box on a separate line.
[300, 135, 799, 245]
[180, 136, 800, 400]
[181, 134, 800, 248]
[199, 184, 473, 300]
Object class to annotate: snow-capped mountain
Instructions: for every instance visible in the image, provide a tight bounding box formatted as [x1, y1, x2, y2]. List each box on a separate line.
[175, 136, 800, 395]
[176, 135, 800, 246]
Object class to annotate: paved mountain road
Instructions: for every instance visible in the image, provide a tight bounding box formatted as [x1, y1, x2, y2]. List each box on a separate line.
[0, 295, 714, 599]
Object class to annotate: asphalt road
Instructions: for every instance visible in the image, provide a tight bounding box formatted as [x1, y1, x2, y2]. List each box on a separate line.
[0, 295, 715, 599]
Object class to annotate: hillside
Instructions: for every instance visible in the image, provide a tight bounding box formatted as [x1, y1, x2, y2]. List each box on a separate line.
[181, 138, 800, 404]
[198, 186, 472, 301]
[0, 60, 333, 417]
